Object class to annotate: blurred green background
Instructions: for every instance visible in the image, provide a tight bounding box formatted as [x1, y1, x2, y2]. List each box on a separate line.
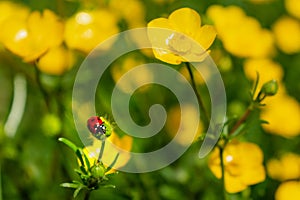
[0, 0, 300, 199]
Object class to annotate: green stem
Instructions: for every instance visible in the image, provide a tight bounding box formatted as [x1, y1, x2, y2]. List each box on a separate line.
[84, 190, 91, 200]
[185, 62, 210, 126]
[34, 66, 51, 111]
[229, 101, 257, 136]
[97, 139, 106, 163]
[219, 145, 227, 200]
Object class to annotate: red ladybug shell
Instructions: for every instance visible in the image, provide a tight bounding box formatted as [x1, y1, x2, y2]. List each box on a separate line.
[87, 116, 103, 134]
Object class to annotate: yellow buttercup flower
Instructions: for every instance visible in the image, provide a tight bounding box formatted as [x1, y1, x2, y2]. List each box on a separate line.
[37, 45, 75, 75]
[275, 181, 300, 200]
[64, 9, 119, 53]
[84, 132, 133, 172]
[147, 7, 217, 65]
[242, 58, 300, 137]
[109, 0, 146, 28]
[267, 153, 300, 181]
[272, 16, 300, 54]
[285, 0, 300, 19]
[249, 0, 274, 3]
[209, 141, 266, 193]
[207, 5, 274, 58]
[165, 105, 203, 145]
[111, 54, 153, 94]
[261, 91, 300, 137]
[0, 9, 64, 62]
[0, 1, 29, 29]
[243, 58, 284, 92]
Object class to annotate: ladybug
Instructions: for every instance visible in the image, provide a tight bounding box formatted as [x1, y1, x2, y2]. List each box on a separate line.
[87, 116, 106, 140]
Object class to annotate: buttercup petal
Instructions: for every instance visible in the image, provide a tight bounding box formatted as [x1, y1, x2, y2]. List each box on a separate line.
[169, 7, 201, 36]
[195, 25, 217, 50]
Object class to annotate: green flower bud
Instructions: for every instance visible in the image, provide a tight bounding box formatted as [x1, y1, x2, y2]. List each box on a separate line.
[261, 79, 278, 96]
[91, 164, 105, 179]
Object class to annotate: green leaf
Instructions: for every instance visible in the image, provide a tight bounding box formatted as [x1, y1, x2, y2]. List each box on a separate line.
[60, 182, 80, 189]
[102, 184, 116, 189]
[260, 119, 269, 124]
[73, 185, 87, 198]
[59, 138, 88, 171]
[106, 153, 119, 172]
[76, 148, 86, 168]
[229, 123, 246, 139]
[83, 150, 91, 170]
[58, 138, 78, 152]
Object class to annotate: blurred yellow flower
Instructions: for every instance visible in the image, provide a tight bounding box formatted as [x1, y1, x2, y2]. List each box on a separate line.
[64, 9, 119, 53]
[207, 5, 274, 58]
[285, 0, 300, 19]
[109, 0, 146, 28]
[243, 57, 300, 137]
[165, 105, 203, 145]
[272, 16, 300, 54]
[37, 45, 75, 75]
[275, 181, 300, 200]
[111, 55, 153, 94]
[84, 133, 133, 172]
[209, 141, 266, 193]
[243, 58, 284, 91]
[147, 7, 217, 65]
[249, 0, 274, 3]
[267, 153, 300, 181]
[261, 92, 300, 137]
[0, 9, 64, 62]
[0, 1, 29, 28]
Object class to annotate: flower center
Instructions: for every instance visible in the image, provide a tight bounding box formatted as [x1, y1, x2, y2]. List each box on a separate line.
[166, 33, 192, 54]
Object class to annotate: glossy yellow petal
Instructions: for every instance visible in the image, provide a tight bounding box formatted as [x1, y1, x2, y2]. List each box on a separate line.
[153, 50, 183, 64]
[194, 25, 217, 50]
[0, 18, 30, 58]
[147, 8, 216, 64]
[169, 7, 201, 36]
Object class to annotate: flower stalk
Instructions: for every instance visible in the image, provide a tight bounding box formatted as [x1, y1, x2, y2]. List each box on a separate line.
[97, 139, 106, 163]
[185, 62, 210, 127]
